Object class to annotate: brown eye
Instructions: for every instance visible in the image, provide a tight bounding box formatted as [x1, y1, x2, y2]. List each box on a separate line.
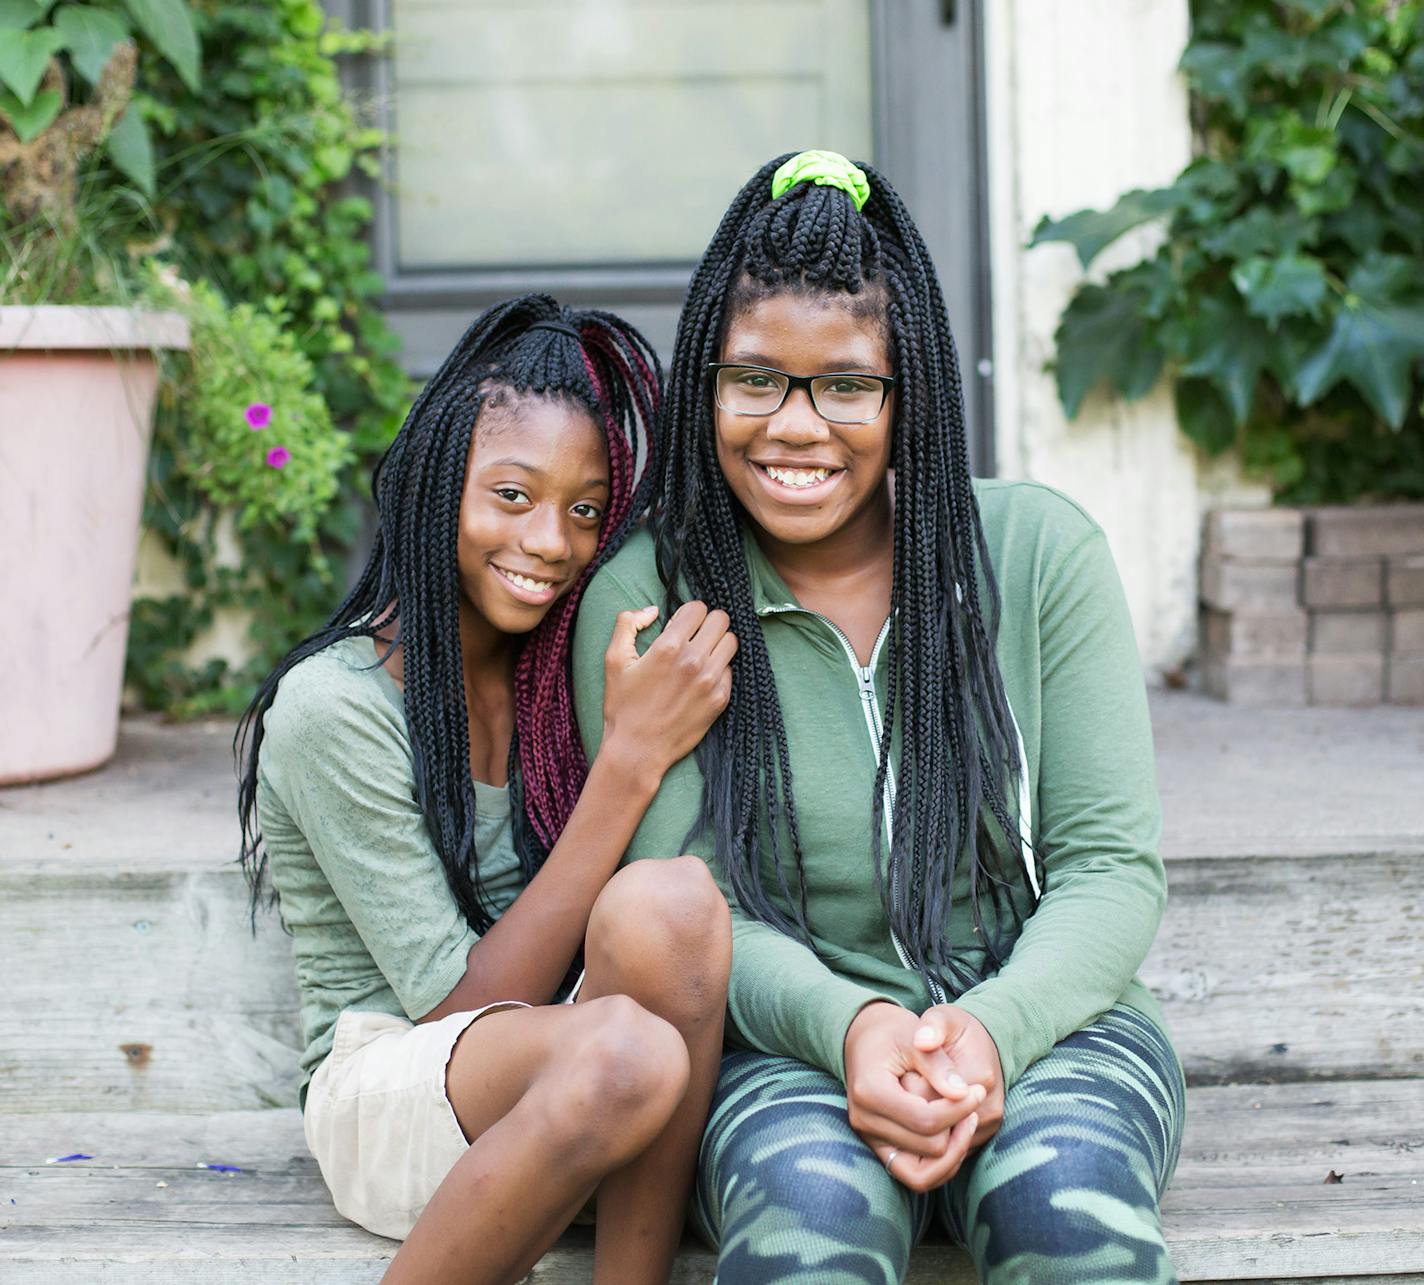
[495, 488, 530, 504]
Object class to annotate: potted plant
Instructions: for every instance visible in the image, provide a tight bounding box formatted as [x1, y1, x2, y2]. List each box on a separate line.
[0, 0, 199, 782]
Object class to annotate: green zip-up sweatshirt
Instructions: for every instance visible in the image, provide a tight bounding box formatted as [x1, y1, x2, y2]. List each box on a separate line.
[571, 478, 1171, 1089]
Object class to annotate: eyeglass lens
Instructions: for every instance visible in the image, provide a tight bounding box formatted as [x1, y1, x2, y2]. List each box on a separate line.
[714, 366, 887, 423]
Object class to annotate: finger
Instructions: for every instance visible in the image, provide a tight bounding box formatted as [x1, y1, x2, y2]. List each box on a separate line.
[853, 1088, 981, 1156]
[652, 600, 709, 649]
[708, 630, 739, 674]
[912, 1011, 954, 1054]
[899, 1070, 937, 1103]
[908, 1041, 975, 1103]
[686, 608, 732, 655]
[852, 1070, 972, 1141]
[604, 606, 660, 669]
[885, 1111, 979, 1194]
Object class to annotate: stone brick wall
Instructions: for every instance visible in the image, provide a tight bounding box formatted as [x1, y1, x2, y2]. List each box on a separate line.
[1199, 506, 1424, 705]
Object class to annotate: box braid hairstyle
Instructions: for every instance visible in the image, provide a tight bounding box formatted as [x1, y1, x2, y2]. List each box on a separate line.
[237, 294, 659, 931]
[655, 154, 1042, 996]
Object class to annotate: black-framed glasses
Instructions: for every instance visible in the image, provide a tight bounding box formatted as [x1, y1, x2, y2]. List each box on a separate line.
[708, 363, 895, 425]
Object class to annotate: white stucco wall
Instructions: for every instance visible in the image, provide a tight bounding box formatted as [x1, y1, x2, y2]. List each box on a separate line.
[984, 0, 1267, 679]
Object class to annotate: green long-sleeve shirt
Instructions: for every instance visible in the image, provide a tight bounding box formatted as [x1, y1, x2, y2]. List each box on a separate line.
[571, 479, 1172, 1088]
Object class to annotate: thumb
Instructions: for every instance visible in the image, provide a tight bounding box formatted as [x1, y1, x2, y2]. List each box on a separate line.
[913, 1006, 962, 1053]
[605, 605, 660, 668]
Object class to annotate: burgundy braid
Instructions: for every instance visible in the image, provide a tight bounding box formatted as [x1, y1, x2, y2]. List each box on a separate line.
[514, 328, 656, 847]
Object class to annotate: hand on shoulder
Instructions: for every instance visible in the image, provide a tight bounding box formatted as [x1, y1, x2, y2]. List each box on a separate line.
[599, 600, 737, 792]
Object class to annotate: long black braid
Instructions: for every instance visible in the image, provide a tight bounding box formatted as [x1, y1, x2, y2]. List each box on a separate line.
[237, 294, 659, 930]
[656, 156, 1042, 996]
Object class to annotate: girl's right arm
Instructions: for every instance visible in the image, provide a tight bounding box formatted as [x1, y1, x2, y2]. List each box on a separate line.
[420, 600, 735, 1020]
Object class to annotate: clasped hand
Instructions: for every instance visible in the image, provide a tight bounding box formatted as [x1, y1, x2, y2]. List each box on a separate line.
[843, 1001, 1006, 1193]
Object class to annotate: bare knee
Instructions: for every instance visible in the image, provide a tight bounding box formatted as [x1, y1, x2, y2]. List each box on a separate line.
[587, 858, 732, 1013]
[537, 995, 690, 1170]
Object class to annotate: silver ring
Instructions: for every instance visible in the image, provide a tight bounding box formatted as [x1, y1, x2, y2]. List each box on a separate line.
[884, 1149, 899, 1174]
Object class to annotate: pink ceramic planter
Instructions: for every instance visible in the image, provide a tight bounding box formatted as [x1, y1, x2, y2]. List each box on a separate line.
[1, 306, 190, 785]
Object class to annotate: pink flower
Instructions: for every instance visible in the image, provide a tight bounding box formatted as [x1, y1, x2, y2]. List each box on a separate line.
[266, 446, 291, 469]
[245, 403, 272, 430]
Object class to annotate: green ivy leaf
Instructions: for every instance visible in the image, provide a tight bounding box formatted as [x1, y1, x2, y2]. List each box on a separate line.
[1201, 207, 1318, 261]
[1052, 284, 1165, 418]
[1232, 253, 1330, 327]
[53, 4, 128, 84]
[1293, 160, 1356, 217]
[1179, 295, 1272, 426]
[122, 0, 199, 90]
[1324, 200, 1386, 256]
[0, 24, 65, 104]
[1295, 288, 1424, 428]
[1030, 188, 1183, 269]
[1175, 378, 1238, 454]
[1180, 40, 1254, 116]
[1279, 120, 1338, 186]
[1280, 0, 1340, 21]
[1349, 252, 1419, 298]
[0, 0, 46, 29]
[0, 84, 59, 139]
[105, 104, 154, 196]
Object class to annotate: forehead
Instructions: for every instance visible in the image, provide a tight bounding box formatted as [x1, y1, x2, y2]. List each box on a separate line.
[470, 395, 608, 478]
[720, 293, 890, 373]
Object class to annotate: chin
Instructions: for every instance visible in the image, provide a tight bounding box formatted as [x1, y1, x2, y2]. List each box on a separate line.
[743, 502, 841, 545]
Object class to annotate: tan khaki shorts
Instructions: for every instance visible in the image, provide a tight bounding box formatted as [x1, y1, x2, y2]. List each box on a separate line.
[303, 1002, 527, 1240]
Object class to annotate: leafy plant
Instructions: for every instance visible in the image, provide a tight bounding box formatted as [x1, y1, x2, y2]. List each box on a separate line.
[0, 0, 198, 207]
[123, 0, 411, 715]
[1034, 0, 1424, 504]
[148, 270, 352, 537]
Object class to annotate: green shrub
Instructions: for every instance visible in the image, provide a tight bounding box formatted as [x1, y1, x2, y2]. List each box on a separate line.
[124, 0, 411, 715]
[151, 271, 352, 537]
[1034, 0, 1424, 504]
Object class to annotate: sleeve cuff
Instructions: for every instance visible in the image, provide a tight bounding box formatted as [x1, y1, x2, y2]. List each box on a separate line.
[953, 979, 1055, 1089]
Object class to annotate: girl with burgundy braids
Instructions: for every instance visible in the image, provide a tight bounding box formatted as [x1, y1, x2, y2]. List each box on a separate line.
[236, 294, 735, 1284]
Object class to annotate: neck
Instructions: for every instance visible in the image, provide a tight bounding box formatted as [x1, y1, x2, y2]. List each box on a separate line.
[757, 478, 894, 601]
[458, 598, 518, 699]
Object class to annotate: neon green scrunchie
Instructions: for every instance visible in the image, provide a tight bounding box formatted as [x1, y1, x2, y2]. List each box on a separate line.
[771, 149, 871, 211]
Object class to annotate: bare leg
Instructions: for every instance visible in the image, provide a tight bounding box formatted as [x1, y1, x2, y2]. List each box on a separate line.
[383, 995, 690, 1285]
[578, 858, 732, 1285]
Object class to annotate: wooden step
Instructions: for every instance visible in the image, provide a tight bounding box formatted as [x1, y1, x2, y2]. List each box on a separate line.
[2, 1080, 1421, 1282]
[2, 843, 1420, 1112]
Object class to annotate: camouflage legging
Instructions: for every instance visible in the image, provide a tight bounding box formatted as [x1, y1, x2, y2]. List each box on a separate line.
[693, 1005, 1184, 1285]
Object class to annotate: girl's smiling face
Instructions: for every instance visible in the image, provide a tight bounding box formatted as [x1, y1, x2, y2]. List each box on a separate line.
[457, 393, 609, 635]
[714, 291, 895, 553]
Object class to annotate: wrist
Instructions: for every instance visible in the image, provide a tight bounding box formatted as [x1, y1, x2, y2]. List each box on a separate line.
[843, 999, 901, 1064]
[590, 733, 662, 801]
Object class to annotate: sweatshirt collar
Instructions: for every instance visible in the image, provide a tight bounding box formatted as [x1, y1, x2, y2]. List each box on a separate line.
[739, 524, 802, 617]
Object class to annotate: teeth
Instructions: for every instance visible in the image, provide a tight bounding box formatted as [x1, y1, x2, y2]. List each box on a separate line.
[764, 466, 830, 488]
[499, 568, 554, 593]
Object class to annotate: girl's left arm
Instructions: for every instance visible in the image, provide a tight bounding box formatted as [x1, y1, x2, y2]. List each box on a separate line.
[951, 526, 1167, 1089]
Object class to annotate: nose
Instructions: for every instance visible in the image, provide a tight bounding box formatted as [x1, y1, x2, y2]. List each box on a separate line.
[519, 503, 573, 565]
[765, 385, 830, 445]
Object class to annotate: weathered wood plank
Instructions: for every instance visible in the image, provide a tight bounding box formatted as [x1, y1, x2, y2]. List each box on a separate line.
[1141, 852, 1424, 1084]
[0, 868, 302, 1111]
[3, 849, 1420, 1110]
[3, 1083, 1421, 1281]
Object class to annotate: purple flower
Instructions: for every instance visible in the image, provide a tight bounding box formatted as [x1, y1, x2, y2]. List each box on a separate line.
[266, 445, 291, 470]
[245, 403, 272, 430]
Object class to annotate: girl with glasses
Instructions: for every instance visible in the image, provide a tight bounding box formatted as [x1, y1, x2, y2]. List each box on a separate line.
[237, 296, 736, 1284]
[573, 153, 1184, 1283]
